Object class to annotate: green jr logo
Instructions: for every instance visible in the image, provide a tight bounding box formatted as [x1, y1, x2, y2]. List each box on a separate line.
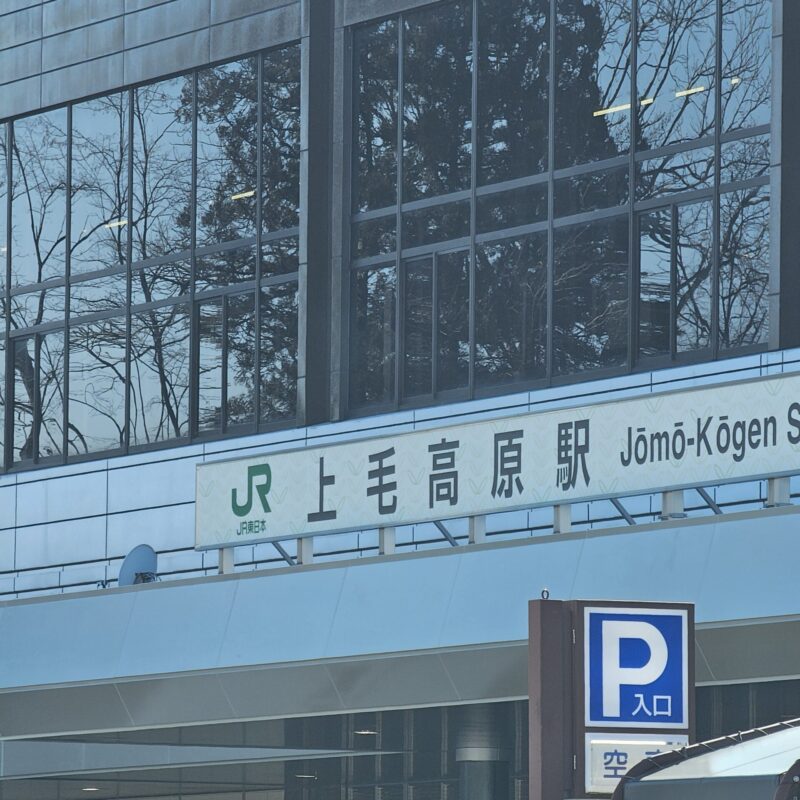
[231, 464, 272, 517]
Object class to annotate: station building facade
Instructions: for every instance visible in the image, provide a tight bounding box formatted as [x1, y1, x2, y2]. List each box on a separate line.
[0, 0, 797, 798]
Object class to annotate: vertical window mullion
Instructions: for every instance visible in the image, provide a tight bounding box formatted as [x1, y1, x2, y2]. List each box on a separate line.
[255, 53, 263, 430]
[546, 0, 556, 383]
[629, 0, 639, 370]
[189, 69, 198, 439]
[221, 295, 229, 433]
[63, 105, 72, 462]
[395, 20, 404, 407]
[32, 335, 41, 463]
[712, 0, 723, 359]
[4, 124, 11, 470]
[432, 252, 438, 395]
[670, 204, 678, 359]
[124, 86, 134, 454]
[468, 0, 478, 399]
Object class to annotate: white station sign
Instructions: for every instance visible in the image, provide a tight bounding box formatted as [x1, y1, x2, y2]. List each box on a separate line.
[195, 371, 800, 549]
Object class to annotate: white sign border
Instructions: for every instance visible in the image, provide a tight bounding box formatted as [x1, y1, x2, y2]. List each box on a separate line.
[584, 606, 689, 730]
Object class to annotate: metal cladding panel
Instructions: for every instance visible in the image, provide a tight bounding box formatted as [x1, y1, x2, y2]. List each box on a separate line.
[0, 509, 799, 694]
[697, 619, 800, 684]
[221, 567, 347, 665]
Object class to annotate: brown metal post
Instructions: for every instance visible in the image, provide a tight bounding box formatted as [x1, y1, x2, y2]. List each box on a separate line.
[529, 599, 574, 800]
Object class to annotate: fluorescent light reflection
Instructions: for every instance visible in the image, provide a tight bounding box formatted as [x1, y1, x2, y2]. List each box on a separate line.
[675, 86, 706, 98]
[640, 97, 655, 107]
[104, 219, 128, 229]
[295, 774, 317, 780]
[592, 739, 669, 746]
[592, 102, 631, 117]
[355, 729, 378, 735]
[730, 76, 742, 86]
[230, 189, 255, 200]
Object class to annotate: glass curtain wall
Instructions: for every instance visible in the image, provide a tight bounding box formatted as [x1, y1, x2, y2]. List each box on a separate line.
[348, 0, 771, 410]
[0, 43, 300, 469]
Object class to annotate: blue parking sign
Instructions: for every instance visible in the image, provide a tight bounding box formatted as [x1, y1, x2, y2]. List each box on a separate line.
[584, 606, 688, 729]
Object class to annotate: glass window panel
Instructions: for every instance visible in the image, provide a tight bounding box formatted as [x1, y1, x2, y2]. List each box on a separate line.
[350, 266, 396, 407]
[197, 58, 258, 247]
[352, 216, 397, 259]
[476, 184, 547, 234]
[10, 286, 66, 330]
[131, 259, 190, 306]
[475, 232, 547, 386]
[675, 200, 712, 352]
[553, 216, 628, 373]
[12, 337, 34, 462]
[403, 201, 470, 250]
[719, 683, 751, 735]
[71, 94, 129, 276]
[403, 256, 433, 398]
[129, 304, 190, 445]
[11, 110, 68, 288]
[196, 245, 256, 292]
[403, 2, 472, 201]
[477, 0, 549, 184]
[555, 0, 631, 169]
[411, 708, 443, 780]
[353, 20, 398, 213]
[227, 291, 256, 428]
[132, 74, 193, 262]
[637, 0, 716, 151]
[721, 134, 769, 184]
[436, 250, 469, 392]
[722, 0, 771, 133]
[262, 44, 301, 233]
[636, 145, 714, 200]
[638, 208, 672, 358]
[719, 185, 769, 349]
[70, 273, 126, 317]
[197, 297, 223, 433]
[752, 681, 783, 729]
[67, 318, 126, 455]
[554, 165, 628, 217]
[262, 236, 299, 277]
[260, 281, 297, 423]
[0, 125, 7, 287]
[39, 331, 65, 459]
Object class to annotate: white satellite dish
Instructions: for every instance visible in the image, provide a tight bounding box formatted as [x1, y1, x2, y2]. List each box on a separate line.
[118, 544, 158, 587]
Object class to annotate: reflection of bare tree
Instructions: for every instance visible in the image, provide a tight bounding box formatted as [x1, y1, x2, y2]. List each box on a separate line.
[552, 219, 629, 373]
[403, 1, 472, 199]
[10, 111, 68, 460]
[637, 0, 716, 150]
[475, 236, 547, 384]
[719, 186, 769, 348]
[674, 201, 712, 351]
[132, 78, 192, 262]
[10, 111, 68, 289]
[354, 20, 398, 212]
[351, 269, 396, 405]
[130, 305, 190, 443]
[721, 0, 771, 132]
[556, 0, 632, 166]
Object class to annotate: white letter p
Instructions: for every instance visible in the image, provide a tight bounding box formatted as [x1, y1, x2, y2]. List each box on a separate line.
[601, 620, 668, 718]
